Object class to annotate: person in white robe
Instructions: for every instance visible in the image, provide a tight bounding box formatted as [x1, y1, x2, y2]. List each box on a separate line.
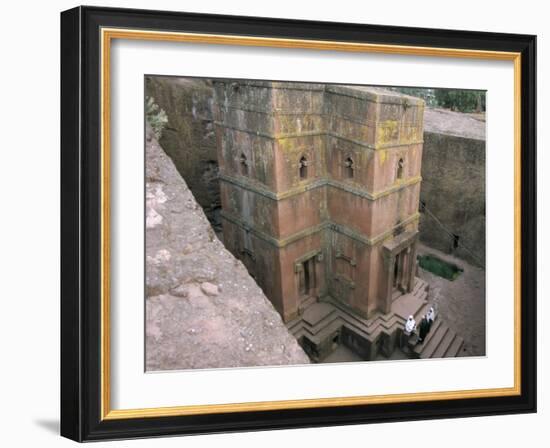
[427, 306, 436, 324]
[404, 315, 416, 335]
[400, 315, 417, 349]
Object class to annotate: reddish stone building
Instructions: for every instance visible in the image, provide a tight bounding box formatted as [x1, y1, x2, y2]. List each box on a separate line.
[213, 81, 454, 361]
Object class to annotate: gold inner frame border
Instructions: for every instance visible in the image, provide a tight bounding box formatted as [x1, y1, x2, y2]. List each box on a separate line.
[99, 27, 522, 420]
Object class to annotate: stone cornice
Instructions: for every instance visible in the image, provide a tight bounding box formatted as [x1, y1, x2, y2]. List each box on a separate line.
[218, 105, 325, 116]
[216, 82, 425, 106]
[219, 173, 422, 201]
[325, 85, 425, 107]
[327, 132, 423, 150]
[216, 80, 326, 92]
[214, 122, 423, 149]
[217, 106, 422, 128]
[220, 210, 420, 249]
[328, 177, 422, 200]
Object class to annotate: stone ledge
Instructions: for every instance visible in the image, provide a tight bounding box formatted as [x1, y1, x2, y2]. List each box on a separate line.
[215, 122, 424, 149]
[326, 85, 426, 107]
[220, 210, 420, 248]
[219, 172, 422, 201]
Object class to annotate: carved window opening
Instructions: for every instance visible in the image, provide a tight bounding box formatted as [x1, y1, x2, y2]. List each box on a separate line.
[344, 156, 354, 179]
[397, 158, 404, 180]
[240, 153, 249, 176]
[299, 155, 309, 179]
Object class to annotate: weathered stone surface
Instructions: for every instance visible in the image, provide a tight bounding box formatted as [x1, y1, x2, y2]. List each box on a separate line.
[419, 108, 485, 266]
[145, 77, 221, 230]
[146, 76, 484, 268]
[145, 124, 310, 371]
[214, 82, 424, 322]
[423, 108, 485, 140]
[200, 282, 219, 296]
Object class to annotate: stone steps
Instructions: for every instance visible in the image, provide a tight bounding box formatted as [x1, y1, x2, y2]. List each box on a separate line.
[409, 318, 464, 360]
[292, 301, 465, 362]
[297, 278, 431, 343]
[292, 304, 393, 349]
[328, 301, 405, 340]
[300, 295, 318, 310]
[301, 303, 337, 327]
[421, 324, 449, 358]
[412, 319, 443, 356]
[296, 313, 340, 340]
[413, 278, 428, 296]
[432, 332, 457, 358]
[444, 334, 465, 357]
[301, 319, 342, 346]
[284, 276, 468, 363]
[391, 277, 428, 303]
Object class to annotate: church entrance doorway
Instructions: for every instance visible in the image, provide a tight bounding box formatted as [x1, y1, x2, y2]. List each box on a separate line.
[392, 248, 409, 296]
[299, 256, 316, 299]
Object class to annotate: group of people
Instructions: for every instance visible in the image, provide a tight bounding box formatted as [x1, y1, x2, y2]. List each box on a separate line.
[403, 306, 436, 346]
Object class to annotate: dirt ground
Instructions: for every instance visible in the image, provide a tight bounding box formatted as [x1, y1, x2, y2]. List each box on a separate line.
[417, 243, 486, 356]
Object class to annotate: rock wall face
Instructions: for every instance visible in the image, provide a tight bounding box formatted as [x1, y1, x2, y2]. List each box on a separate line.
[419, 109, 486, 266]
[145, 77, 221, 230]
[145, 125, 310, 370]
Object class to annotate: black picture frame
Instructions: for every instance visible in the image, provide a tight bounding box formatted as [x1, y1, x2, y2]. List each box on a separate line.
[61, 5, 536, 442]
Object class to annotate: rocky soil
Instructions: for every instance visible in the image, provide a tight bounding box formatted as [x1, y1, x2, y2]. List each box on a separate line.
[145, 125, 309, 371]
[417, 243, 486, 356]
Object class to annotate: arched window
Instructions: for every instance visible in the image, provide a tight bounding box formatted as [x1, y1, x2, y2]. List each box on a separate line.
[344, 156, 354, 179]
[299, 155, 309, 179]
[240, 153, 248, 176]
[397, 158, 404, 180]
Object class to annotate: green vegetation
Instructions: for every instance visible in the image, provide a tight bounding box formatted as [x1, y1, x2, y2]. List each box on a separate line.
[418, 254, 463, 281]
[145, 96, 168, 139]
[390, 87, 486, 113]
[433, 89, 486, 113]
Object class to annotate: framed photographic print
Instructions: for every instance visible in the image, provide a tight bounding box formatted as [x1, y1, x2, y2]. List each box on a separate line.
[60, 6, 536, 442]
